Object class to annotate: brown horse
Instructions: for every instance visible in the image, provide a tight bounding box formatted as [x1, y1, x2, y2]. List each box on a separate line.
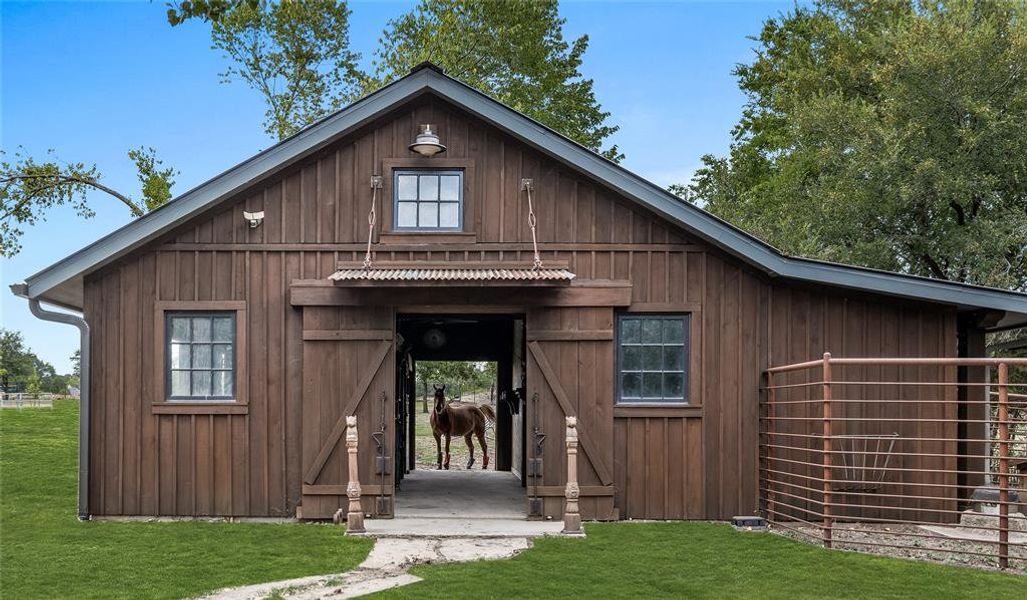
[429, 384, 495, 470]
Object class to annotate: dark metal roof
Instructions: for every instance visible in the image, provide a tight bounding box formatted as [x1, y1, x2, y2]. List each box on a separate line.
[329, 266, 576, 284]
[12, 62, 1027, 328]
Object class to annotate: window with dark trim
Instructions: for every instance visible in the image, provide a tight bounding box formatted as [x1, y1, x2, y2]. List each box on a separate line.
[617, 314, 690, 404]
[393, 170, 463, 230]
[165, 312, 236, 401]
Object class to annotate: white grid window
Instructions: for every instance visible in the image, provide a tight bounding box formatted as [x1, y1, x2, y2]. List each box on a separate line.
[394, 170, 462, 230]
[617, 314, 690, 404]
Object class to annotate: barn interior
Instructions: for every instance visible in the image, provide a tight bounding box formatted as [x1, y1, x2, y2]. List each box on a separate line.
[393, 314, 527, 518]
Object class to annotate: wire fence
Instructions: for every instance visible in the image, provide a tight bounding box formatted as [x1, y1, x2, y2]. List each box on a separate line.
[760, 355, 1027, 571]
[0, 393, 64, 409]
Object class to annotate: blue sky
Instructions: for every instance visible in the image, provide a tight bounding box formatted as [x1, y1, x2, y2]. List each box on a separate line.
[1, 0, 788, 372]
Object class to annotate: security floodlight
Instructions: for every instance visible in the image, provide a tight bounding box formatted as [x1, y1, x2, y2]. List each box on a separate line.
[243, 210, 264, 228]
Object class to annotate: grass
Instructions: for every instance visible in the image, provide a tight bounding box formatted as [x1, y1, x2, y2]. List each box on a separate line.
[0, 400, 373, 600]
[5, 401, 1023, 599]
[372, 522, 1024, 599]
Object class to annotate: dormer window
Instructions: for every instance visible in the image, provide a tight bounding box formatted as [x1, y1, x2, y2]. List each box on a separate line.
[394, 170, 463, 231]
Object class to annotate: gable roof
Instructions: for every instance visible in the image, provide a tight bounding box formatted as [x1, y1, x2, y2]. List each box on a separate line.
[13, 63, 1027, 328]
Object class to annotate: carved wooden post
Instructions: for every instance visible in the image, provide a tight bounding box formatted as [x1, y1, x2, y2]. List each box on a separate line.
[345, 416, 365, 534]
[563, 416, 583, 535]
[822, 352, 833, 549]
[997, 362, 1009, 569]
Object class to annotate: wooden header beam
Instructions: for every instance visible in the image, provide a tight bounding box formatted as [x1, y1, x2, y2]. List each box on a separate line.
[290, 279, 632, 308]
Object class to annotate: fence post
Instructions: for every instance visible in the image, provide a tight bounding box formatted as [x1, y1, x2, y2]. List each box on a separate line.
[822, 352, 833, 549]
[997, 362, 1009, 569]
[761, 370, 776, 521]
[562, 416, 583, 535]
[345, 416, 365, 534]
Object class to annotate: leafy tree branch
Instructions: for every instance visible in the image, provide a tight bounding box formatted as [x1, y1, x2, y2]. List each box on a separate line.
[1, 147, 176, 257]
[168, 0, 621, 159]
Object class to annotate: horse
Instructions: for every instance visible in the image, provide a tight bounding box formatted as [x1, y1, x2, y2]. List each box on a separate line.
[429, 383, 495, 470]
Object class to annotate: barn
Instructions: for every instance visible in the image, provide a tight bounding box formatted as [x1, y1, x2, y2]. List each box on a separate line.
[13, 63, 1027, 530]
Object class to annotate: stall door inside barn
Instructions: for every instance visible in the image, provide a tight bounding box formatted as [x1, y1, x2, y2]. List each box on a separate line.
[526, 306, 618, 520]
[299, 305, 395, 519]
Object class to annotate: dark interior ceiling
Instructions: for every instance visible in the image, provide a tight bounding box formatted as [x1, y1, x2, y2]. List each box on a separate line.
[397, 314, 518, 361]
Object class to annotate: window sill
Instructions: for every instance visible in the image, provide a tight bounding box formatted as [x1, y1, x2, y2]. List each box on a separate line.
[152, 403, 249, 415]
[613, 405, 702, 418]
[379, 232, 477, 244]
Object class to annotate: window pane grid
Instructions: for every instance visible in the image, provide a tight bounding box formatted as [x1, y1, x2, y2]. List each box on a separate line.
[166, 313, 236, 402]
[394, 170, 462, 230]
[617, 315, 689, 404]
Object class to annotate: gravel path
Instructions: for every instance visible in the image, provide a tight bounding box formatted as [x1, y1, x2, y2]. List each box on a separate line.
[774, 522, 1026, 573]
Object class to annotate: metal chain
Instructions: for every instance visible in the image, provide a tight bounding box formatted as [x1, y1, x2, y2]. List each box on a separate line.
[522, 179, 542, 270]
[363, 176, 383, 270]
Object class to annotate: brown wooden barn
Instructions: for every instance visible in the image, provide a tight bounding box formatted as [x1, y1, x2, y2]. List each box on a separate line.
[14, 63, 1027, 524]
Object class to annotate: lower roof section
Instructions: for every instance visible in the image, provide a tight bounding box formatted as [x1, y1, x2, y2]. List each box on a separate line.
[329, 263, 575, 286]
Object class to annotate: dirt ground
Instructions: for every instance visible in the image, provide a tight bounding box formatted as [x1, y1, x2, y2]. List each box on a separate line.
[774, 522, 1026, 573]
[413, 394, 497, 471]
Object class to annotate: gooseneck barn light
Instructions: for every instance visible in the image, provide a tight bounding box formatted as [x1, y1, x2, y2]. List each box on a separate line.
[409, 124, 446, 157]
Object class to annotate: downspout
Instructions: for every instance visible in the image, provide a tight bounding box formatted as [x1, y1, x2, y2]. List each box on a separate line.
[10, 283, 91, 520]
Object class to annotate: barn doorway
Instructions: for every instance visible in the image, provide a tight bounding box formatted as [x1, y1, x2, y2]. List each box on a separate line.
[394, 314, 527, 518]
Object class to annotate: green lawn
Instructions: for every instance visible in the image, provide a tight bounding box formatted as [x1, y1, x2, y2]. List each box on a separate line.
[372, 523, 1024, 600]
[5, 402, 1023, 600]
[0, 400, 373, 600]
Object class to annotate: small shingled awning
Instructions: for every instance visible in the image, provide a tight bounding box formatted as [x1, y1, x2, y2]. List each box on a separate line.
[328, 263, 576, 286]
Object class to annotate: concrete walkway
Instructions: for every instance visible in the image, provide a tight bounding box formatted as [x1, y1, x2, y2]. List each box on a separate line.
[197, 537, 532, 600]
[394, 469, 525, 518]
[360, 516, 563, 538]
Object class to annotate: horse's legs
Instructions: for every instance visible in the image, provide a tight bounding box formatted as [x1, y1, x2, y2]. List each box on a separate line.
[475, 425, 490, 469]
[433, 430, 443, 470]
[464, 433, 475, 469]
[444, 434, 451, 470]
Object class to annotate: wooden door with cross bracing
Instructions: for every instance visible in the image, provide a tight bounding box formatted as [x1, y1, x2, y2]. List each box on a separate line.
[299, 305, 395, 519]
[526, 306, 618, 520]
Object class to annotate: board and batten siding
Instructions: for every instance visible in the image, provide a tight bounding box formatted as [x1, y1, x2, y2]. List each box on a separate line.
[83, 94, 959, 519]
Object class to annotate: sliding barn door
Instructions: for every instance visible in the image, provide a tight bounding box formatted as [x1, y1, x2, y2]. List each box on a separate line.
[299, 306, 395, 519]
[526, 306, 617, 520]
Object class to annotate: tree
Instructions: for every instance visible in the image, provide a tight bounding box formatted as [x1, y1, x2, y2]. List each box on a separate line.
[1, 147, 177, 257]
[169, 0, 621, 159]
[0, 329, 33, 392]
[25, 368, 42, 396]
[371, 0, 621, 161]
[172, 0, 361, 141]
[166, 0, 258, 24]
[71, 349, 81, 380]
[685, 0, 1027, 290]
[416, 361, 496, 397]
[0, 329, 75, 394]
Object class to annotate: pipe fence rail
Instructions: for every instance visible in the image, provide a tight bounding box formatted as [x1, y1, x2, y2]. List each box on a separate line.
[760, 355, 1027, 570]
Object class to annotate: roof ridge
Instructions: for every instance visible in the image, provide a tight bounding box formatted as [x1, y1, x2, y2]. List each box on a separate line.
[409, 61, 445, 75]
